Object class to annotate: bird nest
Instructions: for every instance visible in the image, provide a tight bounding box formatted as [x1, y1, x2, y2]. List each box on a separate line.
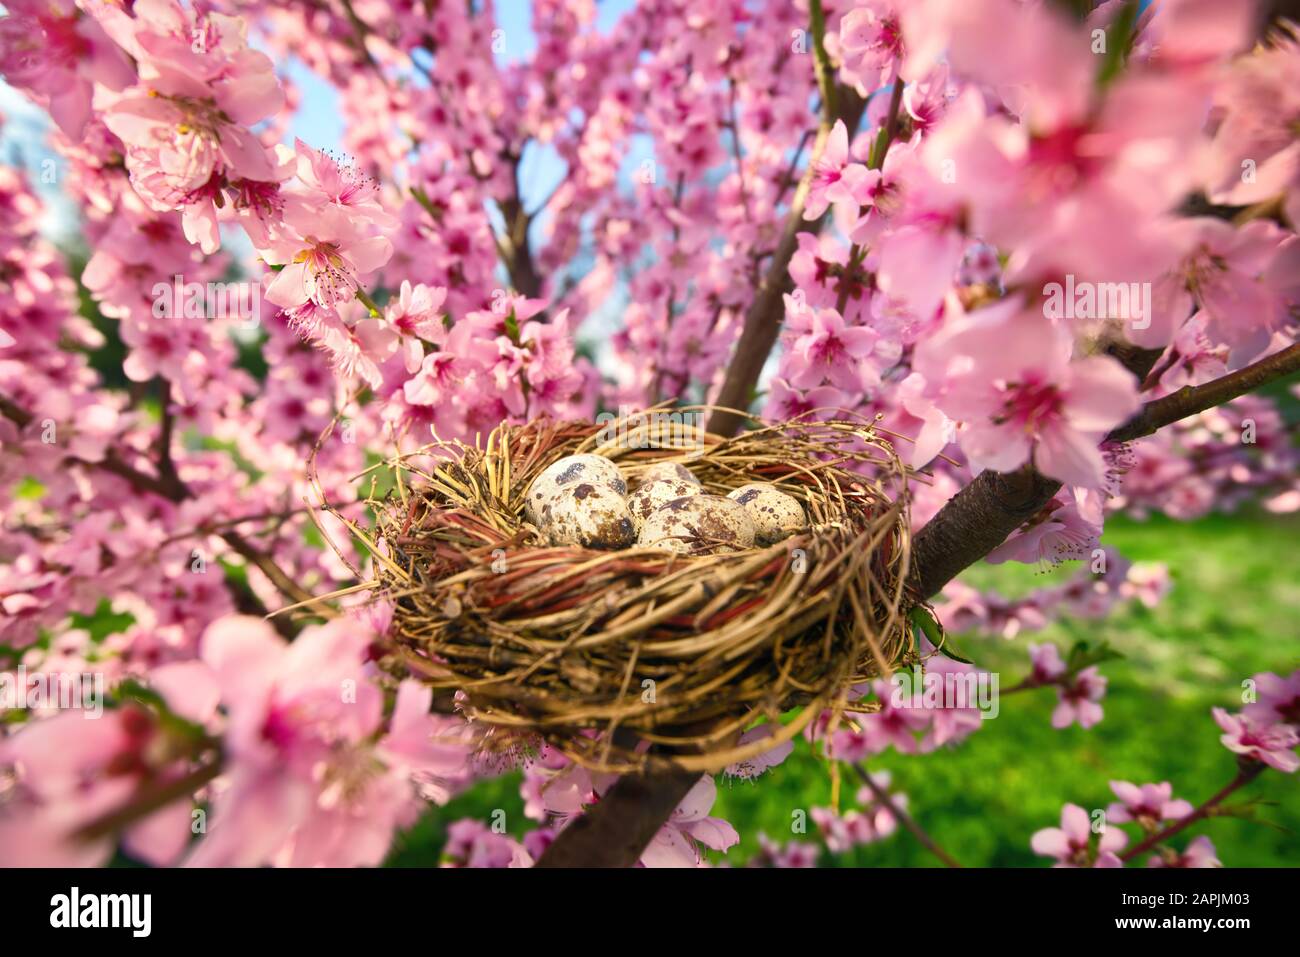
[354, 409, 917, 774]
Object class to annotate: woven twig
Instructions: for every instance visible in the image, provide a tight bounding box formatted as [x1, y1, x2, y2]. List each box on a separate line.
[352, 408, 918, 773]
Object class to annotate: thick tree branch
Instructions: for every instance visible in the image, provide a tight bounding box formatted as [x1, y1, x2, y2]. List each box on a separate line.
[534, 762, 700, 868]
[911, 342, 1300, 599]
[909, 466, 1064, 602]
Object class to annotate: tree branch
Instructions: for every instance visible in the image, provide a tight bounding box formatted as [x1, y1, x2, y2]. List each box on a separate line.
[0, 392, 310, 634]
[534, 761, 700, 868]
[911, 342, 1300, 599]
[1108, 342, 1300, 444]
[852, 763, 963, 867]
[707, 88, 866, 438]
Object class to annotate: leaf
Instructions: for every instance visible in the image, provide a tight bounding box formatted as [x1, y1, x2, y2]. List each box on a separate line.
[909, 606, 973, 663]
[503, 308, 521, 345]
[1065, 639, 1124, 675]
[1096, 0, 1139, 89]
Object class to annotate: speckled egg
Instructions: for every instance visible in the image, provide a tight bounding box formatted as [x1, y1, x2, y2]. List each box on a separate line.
[540, 482, 636, 549]
[633, 461, 702, 490]
[636, 494, 756, 553]
[525, 454, 627, 526]
[626, 479, 703, 532]
[726, 483, 807, 545]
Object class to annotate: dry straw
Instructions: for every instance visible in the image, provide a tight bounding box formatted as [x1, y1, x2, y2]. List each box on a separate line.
[350, 408, 919, 774]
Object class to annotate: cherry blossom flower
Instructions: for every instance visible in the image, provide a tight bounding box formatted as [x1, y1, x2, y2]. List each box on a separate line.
[1243, 670, 1300, 729]
[1106, 781, 1194, 827]
[1148, 835, 1220, 869]
[1052, 667, 1108, 730]
[788, 306, 882, 392]
[1212, 708, 1300, 773]
[1031, 803, 1127, 868]
[262, 206, 393, 312]
[185, 616, 471, 867]
[0, 0, 135, 137]
[804, 120, 874, 221]
[638, 776, 738, 868]
[916, 299, 1140, 488]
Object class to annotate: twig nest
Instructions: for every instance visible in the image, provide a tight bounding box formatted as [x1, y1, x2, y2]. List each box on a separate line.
[525, 453, 627, 525]
[633, 461, 702, 489]
[636, 493, 756, 553]
[626, 478, 703, 532]
[541, 482, 636, 549]
[363, 412, 915, 774]
[727, 483, 808, 545]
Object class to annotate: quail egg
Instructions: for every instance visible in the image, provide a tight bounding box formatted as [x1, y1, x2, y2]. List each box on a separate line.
[626, 479, 703, 532]
[726, 483, 807, 545]
[636, 494, 756, 553]
[525, 453, 627, 525]
[633, 461, 702, 490]
[540, 482, 636, 549]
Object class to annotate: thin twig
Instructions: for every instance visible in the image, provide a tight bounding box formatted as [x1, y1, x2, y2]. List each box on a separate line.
[73, 759, 222, 843]
[852, 762, 963, 867]
[1119, 762, 1267, 862]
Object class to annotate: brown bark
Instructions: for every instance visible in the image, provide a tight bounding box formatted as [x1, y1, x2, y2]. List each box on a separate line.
[533, 763, 701, 868]
[911, 342, 1300, 599]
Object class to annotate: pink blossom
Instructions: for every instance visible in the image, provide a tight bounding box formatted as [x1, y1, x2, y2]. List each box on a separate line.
[724, 724, 794, 780]
[0, 0, 135, 137]
[100, 2, 284, 235]
[788, 306, 881, 392]
[262, 206, 393, 312]
[385, 281, 448, 372]
[917, 299, 1140, 488]
[1147, 835, 1220, 869]
[837, 3, 905, 90]
[441, 819, 532, 868]
[1243, 670, 1300, 729]
[1212, 708, 1300, 773]
[186, 616, 470, 867]
[755, 833, 819, 868]
[1031, 803, 1127, 867]
[1106, 781, 1194, 826]
[804, 120, 874, 221]
[639, 776, 738, 867]
[1053, 667, 1108, 730]
[985, 495, 1101, 567]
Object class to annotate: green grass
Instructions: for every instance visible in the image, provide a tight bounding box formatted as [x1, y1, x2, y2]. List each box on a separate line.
[387, 511, 1300, 867]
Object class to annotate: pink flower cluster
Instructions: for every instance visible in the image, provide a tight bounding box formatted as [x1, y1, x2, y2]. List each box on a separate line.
[1, 0, 1297, 869]
[1032, 668, 1300, 868]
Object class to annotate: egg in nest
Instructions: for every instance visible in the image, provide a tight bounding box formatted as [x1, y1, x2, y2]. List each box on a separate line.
[540, 482, 636, 549]
[626, 479, 703, 532]
[636, 494, 756, 553]
[726, 483, 807, 545]
[525, 453, 627, 526]
[633, 461, 702, 490]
